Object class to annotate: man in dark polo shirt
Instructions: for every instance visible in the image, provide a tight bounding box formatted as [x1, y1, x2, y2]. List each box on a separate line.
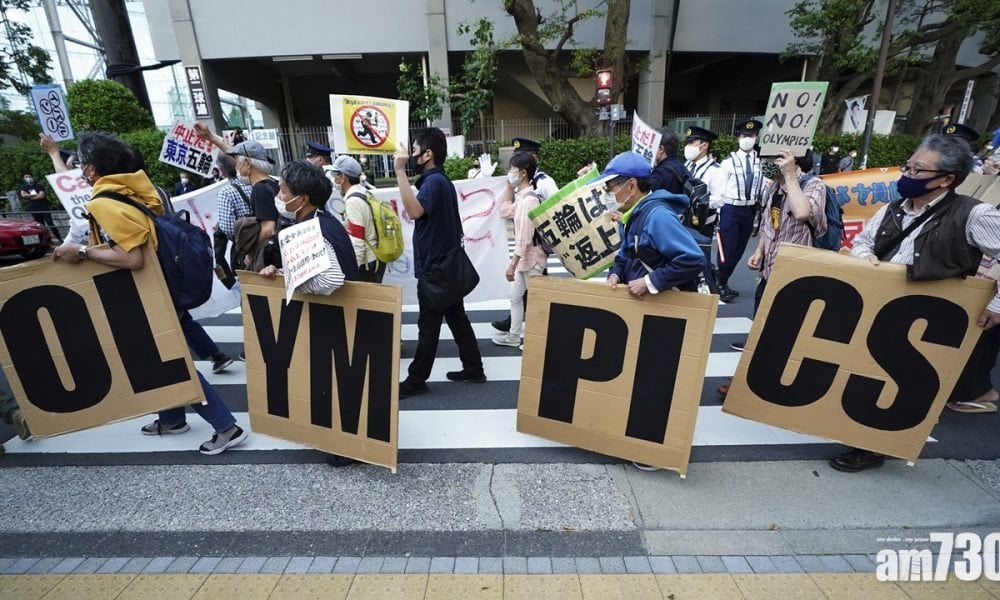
[393, 128, 485, 398]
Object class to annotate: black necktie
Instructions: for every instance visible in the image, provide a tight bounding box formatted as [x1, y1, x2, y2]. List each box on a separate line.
[744, 154, 754, 201]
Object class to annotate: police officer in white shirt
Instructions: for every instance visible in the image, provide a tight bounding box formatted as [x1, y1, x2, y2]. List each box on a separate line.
[716, 119, 764, 303]
[683, 126, 726, 293]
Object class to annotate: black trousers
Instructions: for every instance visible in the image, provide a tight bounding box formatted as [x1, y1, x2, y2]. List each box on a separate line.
[32, 211, 61, 241]
[949, 326, 1000, 403]
[358, 260, 387, 283]
[407, 280, 484, 384]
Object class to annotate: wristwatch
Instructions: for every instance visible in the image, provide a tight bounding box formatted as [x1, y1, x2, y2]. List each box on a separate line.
[76, 246, 87, 260]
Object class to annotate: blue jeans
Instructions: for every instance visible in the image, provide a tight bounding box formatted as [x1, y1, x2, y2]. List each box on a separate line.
[158, 371, 236, 434]
[179, 310, 221, 360]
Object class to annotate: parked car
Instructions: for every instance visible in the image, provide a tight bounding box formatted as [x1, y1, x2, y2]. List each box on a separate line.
[0, 217, 52, 259]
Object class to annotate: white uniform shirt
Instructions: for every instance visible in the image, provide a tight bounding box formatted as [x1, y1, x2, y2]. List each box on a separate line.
[719, 150, 763, 206]
[685, 156, 727, 209]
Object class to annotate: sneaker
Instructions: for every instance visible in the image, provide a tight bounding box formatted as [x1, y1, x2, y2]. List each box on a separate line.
[399, 379, 429, 399]
[632, 461, 662, 472]
[199, 425, 248, 455]
[446, 370, 487, 383]
[719, 286, 738, 303]
[238, 351, 246, 361]
[10, 409, 31, 440]
[492, 332, 521, 348]
[325, 454, 359, 467]
[140, 420, 190, 436]
[829, 448, 886, 473]
[212, 353, 234, 374]
[491, 317, 511, 332]
[730, 340, 746, 352]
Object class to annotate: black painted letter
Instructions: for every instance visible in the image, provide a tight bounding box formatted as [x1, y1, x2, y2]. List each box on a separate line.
[626, 315, 686, 443]
[248, 294, 303, 418]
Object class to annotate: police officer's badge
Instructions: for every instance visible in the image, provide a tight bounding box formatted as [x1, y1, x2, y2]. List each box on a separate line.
[945, 125, 956, 134]
[746, 122, 755, 130]
[513, 139, 521, 149]
[686, 128, 692, 137]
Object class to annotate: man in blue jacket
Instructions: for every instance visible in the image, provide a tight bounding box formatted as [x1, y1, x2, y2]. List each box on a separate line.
[602, 152, 706, 298]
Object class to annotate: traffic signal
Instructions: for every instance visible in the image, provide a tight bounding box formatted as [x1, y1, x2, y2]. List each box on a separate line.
[595, 69, 613, 105]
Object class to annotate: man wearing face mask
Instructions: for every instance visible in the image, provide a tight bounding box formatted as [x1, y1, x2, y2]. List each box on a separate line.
[820, 144, 841, 175]
[717, 119, 764, 303]
[467, 159, 483, 179]
[829, 134, 1000, 473]
[331, 155, 384, 283]
[20, 173, 62, 243]
[393, 128, 486, 398]
[304, 142, 345, 217]
[649, 128, 689, 195]
[172, 172, 197, 196]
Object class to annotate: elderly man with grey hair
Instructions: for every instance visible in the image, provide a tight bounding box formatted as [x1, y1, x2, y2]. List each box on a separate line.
[830, 133, 1000, 473]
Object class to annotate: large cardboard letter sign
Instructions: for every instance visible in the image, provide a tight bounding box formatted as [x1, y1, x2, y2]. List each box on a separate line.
[241, 275, 402, 471]
[0, 245, 204, 437]
[724, 245, 994, 462]
[517, 277, 717, 476]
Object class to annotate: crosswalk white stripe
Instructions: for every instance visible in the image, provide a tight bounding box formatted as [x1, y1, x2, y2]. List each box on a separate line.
[202, 318, 752, 344]
[199, 352, 740, 386]
[6, 406, 898, 455]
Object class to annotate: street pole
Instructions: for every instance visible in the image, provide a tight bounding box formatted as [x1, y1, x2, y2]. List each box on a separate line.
[90, 0, 152, 113]
[608, 118, 616, 162]
[859, 0, 897, 169]
[42, 0, 74, 90]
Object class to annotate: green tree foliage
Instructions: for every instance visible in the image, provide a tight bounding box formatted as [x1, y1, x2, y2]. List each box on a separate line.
[0, 0, 53, 96]
[0, 108, 42, 142]
[67, 79, 155, 135]
[120, 128, 178, 190]
[450, 19, 499, 135]
[0, 141, 62, 207]
[396, 58, 448, 124]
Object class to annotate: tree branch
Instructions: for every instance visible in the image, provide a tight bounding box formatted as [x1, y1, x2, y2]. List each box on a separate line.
[946, 53, 1000, 84]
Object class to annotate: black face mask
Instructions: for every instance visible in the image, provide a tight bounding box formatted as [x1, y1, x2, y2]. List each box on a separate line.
[408, 151, 427, 174]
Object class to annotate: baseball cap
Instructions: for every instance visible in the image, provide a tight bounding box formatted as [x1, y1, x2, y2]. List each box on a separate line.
[330, 155, 362, 178]
[594, 151, 652, 185]
[226, 140, 275, 164]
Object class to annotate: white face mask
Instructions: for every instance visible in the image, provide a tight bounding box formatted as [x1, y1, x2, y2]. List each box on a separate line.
[507, 170, 522, 187]
[274, 195, 299, 220]
[683, 145, 701, 161]
[180, 177, 189, 184]
[739, 137, 756, 152]
[237, 160, 251, 184]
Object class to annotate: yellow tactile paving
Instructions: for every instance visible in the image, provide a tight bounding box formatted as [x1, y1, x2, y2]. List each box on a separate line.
[190, 574, 280, 600]
[424, 574, 503, 599]
[655, 573, 745, 599]
[807, 573, 910, 599]
[346, 574, 427, 600]
[503, 574, 582, 599]
[0, 574, 66, 600]
[897, 578, 996, 599]
[733, 573, 825, 599]
[116, 574, 210, 600]
[268, 574, 352, 599]
[41, 574, 137, 600]
[578, 574, 663, 599]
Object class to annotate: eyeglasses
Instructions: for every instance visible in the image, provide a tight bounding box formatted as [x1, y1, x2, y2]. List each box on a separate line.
[605, 179, 625, 194]
[900, 164, 946, 177]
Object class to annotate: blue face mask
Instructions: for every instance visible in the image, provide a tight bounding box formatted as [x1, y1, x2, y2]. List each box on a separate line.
[895, 174, 941, 199]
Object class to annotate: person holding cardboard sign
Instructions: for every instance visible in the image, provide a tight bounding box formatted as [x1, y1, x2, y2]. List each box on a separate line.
[830, 134, 1000, 472]
[52, 132, 248, 456]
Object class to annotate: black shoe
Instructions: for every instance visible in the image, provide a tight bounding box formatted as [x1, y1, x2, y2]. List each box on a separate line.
[212, 353, 234, 374]
[829, 448, 886, 473]
[719, 289, 737, 303]
[325, 454, 358, 467]
[730, 340, 746, 351]
[446, 370, 487, 383]
[491, 317, 511, 333]
[238, 351, 246, 361]
[399, 379, 429, 398]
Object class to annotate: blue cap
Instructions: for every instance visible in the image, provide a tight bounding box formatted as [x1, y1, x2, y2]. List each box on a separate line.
[596, 151, 652, 184]
[305, 141, 333, 158]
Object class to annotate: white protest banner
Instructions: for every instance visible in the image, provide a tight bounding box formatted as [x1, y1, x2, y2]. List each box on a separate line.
[631, 114, 662, 167]
[226, 128, 279, 150]
[760, 81, 829, 157]
[329, 95, 409, 155]
[277, 218, 332, 304]
[528, 169, 620, 279]
[30, 84, 74, 141]
[45, 169, 90, 230]
[380, 176, 510, 305]
[159, 121, 218, 177]
[842, 95, 868, 135]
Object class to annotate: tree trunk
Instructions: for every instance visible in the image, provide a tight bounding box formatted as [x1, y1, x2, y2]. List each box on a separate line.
[903, 26, 966, 135]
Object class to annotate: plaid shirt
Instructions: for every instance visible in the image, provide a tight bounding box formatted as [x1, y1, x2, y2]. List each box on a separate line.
[216, 179, 254, 240]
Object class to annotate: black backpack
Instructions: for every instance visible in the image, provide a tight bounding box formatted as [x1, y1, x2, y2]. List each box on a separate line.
[93, 191, 215, 311]
[800, 176, 845, 250]
[664, 164, 712, 234]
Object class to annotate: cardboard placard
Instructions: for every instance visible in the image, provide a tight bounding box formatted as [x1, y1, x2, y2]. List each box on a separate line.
[159, 121, 218, 177]
[45, 168, 91, 231]
[528, 171, 620, 279]
[723, 244, 994, 462]
[30, 84, 74, 141]
[277, 218, 331, 304]
[329, 95, 409, 155]
[0, 244, 204, 437]
[957, 173, 1000, 206]
[241, 274, 401, 471]
[631, 114, 662, 167]
[820, 166, 903, 247]
[760, 81, 829, 157]
[517, 277, 718, 476]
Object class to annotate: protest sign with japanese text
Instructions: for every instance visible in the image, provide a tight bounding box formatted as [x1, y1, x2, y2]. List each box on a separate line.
[0, 243, 204, 437]
[517, 277, 717, 477]
[760, 82, 829, 157]
[159, 122, 217, 177]
[329, 95, 409, 155]
[242, 274, 401, 471]
[528, 170, 620, 279]
[277, 218, 332, 304]
[819, 167, 901, 247]
[631, 114, 662, 167]
[30, 84, 73, 142]
[723, 245, 994, 462]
